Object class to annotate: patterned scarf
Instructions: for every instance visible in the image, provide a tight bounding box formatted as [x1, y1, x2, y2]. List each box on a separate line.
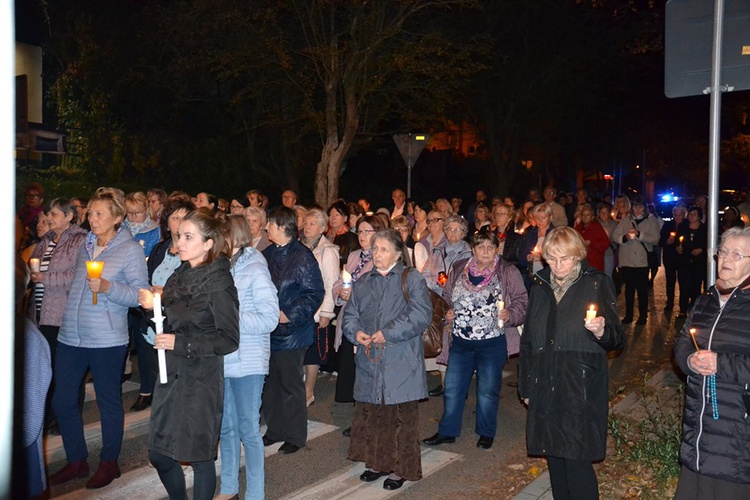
[462, 255, 499, 291]
[550, 262, 582, 303]
[351, 250, 372, 282]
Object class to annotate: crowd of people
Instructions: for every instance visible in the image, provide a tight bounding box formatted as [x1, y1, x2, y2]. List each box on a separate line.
[15, 180, 750, 499]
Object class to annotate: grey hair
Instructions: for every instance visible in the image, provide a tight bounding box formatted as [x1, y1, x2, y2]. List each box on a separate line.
[304, 207, 328, 230]
[444, 214, 468, 237]
[720, 226, 750, 247]
[244, 206, 267, 226]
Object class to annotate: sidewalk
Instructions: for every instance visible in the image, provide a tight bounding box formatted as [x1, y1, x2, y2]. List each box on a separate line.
[512, 368, 681, 499]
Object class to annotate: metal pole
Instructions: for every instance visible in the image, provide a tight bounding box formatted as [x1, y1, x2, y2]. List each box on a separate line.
[707, 0, 725, 286]
[406, 135, 412, 198]
[642, 149, 646, 199]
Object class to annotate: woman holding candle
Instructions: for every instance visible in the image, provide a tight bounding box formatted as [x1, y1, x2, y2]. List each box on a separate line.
[519, 226, 624, 500]
[343, 229, 432, 490]
[28, 198, 86, 432]
[49, 188, 149, 489]
[676, 206, 708, 318]
[410, 201, 431, 244]
[143, 210, 240, 500]
[131, 198, 196, 412]
[659, 203, 688, 312]
[332, 215, 386, 435]
[574, 204, 610, 272]
[518, 203, 554, 289]
[672, 226, 750, 499]
[611, 195, 660, 324]
[215, 215, 278, 500]
[424, 229, 527, 450]
[327, 200, 360, 268]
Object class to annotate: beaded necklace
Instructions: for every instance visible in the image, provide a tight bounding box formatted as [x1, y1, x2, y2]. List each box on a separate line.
[708, 374, 719, 419]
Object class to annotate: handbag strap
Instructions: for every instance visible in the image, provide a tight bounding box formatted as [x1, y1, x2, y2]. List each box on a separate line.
[401, 268, 411, 303]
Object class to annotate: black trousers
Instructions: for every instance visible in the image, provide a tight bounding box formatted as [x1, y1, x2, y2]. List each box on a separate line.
[261, 347, 307, 448]
[547, 456, 599, 500]
[620, 266, 649, 319]
[149, 450, 216, 500]
[664, 261, 678, 308]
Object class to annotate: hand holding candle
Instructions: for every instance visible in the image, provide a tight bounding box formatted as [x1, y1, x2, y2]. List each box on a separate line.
[29, 258, 40, 273]
[152, 292, 168, 384]
[342, 269, 353, 289]
[586, 304, 597, 322]
[584, 304, 605, 339]
[85, 260, 104, 304]
[496, 298, 505, 328]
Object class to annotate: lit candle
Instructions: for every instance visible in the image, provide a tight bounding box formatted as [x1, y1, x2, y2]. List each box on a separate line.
[85, 260, 104, 304]
[497, 299, 505, 328]
[153, 292, 168, 384]
[689, 328, 700, 352]
[586, 304, 597, 322]
[679, 236, 684, 243]
[342, 269, 353, 289]
[29, 258, 40, 273]
[669, 232, 676, 238]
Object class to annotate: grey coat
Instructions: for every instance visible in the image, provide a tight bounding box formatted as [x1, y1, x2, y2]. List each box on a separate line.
[343, 262, 432, 405]
[611, 214, 660, 268]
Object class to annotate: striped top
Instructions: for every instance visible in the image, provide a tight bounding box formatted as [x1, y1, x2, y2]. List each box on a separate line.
[34, 240, 57, 314]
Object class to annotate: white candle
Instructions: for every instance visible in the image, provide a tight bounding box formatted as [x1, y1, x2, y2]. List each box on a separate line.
[497, 299, 505, 328]
[29, 258, 40, 272]
[586, 304, 597, 322]
[153, 293, 168, 384]
[342, 269, 353, 289]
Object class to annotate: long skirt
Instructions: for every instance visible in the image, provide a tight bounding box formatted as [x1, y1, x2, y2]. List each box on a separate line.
[347, 401, 422, 481]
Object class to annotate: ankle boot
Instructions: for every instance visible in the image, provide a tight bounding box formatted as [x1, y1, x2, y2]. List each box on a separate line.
[86, 460, 121, 489]
[49, 460, 90, 485]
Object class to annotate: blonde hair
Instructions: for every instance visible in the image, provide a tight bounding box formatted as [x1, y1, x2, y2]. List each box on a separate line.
[125, 191, 150, 218]
[542, 226, 587, 262]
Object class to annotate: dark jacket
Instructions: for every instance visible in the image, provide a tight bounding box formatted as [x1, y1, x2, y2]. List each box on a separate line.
[677, 222, 708, 269]
[659, 218, 688, 267]
[263, 240, 325, 351]
[343, 263, 432, 404]
[674, 285, 750, 484]
[494, 223, 523, 269]
[148, 256, 240, 462]
[519, 264, 625, 460]
[333, 230, 360, 269]
[146, 238, 173, 282]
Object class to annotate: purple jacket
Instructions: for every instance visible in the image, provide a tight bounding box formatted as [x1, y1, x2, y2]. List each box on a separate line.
[29, 225, 87, 327]
[438, 256, 528, 364]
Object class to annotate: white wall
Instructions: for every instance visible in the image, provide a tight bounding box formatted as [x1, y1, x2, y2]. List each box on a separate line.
[15, 41, 42, 123]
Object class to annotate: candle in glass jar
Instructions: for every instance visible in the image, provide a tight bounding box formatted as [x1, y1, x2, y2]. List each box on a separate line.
[85, 260, 105, 305]
[585, 304, 597, 321]
[342, 269, 353, 289]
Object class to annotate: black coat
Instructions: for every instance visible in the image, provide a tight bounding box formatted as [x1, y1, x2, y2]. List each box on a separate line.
[148, 257, 239, 462]
[659, 219, 688, 268]
[519, 264, 625, 461]
[674, 286, 750, 484]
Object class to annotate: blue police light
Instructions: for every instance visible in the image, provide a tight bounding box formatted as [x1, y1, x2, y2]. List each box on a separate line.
[660, 193, 680, 203]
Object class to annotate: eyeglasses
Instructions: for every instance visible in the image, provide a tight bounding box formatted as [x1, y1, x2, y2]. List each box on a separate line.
[357, 229, 376, 235]
[716, 249, 750, 262]
[230, 205, 245, 211]
[426, 218, 444, 224]
[127, 211, 145, 217]
[445, 227, 463, 233]
[546, 255, 576, 265]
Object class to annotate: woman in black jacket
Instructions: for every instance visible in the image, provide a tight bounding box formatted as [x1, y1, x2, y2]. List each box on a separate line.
[519, 227, 624, 500]
[673, 226, 750, 499]
[141, 210, 239, 500]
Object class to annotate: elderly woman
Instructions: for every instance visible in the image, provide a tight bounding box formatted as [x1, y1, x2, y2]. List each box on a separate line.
[28, 198, 86, 431]
[414, 210, 446, 272]
[123, 192, 161, 257]
[424, 230, 527, 449]
[328, 200, 360, 268]
[49, 188, 149, 489]
[301, 208, 340, 406]
[332, 215, 387, 435]
[672, 226, 750, 499]
[574, 204, 610, 272]
[141, 210, 239, 500]
[520, 226, 625, 500]
[659, 203, 688, 312]
[471, 203, 491, 234]
[343, 229, 432, 490]
[244, 206, 271, 252]
[519, 203, 554, 289]
[216, 215, 278, 500]
[611, 195, 660, 324]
